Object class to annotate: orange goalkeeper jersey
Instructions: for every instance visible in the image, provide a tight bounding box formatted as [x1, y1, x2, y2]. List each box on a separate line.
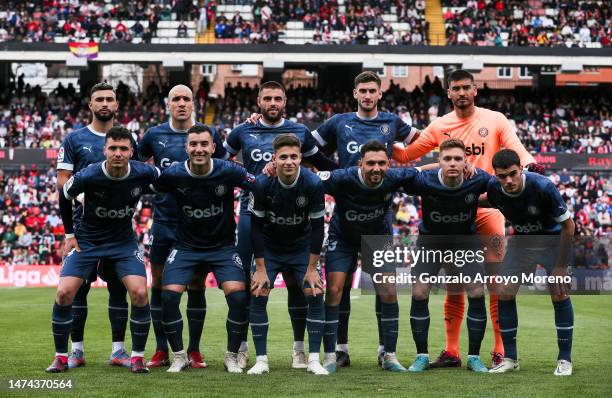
[392, 106, 535, 174]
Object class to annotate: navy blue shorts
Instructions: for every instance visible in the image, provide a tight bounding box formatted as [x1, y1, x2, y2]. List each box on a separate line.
[501, 235, 566, 278]
[148, 221, 177, 266]
[324, 232, 360, 274]
[61, 240, 146, 281]
[162, 245, 245, 287]
[252, 247, 321, 289]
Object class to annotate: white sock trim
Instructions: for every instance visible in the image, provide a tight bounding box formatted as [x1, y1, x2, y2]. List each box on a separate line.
[293, 341, 305, 351]
[71, 341, 84, 352]
[131, 351, 144, 358]
[337, 344, 348, 353]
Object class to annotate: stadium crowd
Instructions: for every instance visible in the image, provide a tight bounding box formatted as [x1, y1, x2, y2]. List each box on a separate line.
[442, 0, 612, 47]
[0, 0, 195, 43]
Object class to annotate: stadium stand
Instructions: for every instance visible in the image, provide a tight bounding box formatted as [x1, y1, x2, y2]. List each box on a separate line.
[0, 0, 197, 44]
[442, 0, 611, 47]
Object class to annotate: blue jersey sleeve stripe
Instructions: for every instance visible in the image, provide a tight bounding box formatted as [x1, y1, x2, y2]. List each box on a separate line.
[554, 210, 571, 223]
[311, 130, 327, 147]
[57, 162, 74, 171]
[223, 141, 239, 155]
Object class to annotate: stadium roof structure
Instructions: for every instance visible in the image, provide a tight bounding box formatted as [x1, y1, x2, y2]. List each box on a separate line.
[2, 43, 612, 69]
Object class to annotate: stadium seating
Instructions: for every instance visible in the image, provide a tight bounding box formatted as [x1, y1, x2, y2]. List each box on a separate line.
[442, 0, 611, 47]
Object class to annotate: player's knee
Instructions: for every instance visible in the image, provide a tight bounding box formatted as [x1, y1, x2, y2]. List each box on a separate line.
[377, 293, 397, 304]
[55, 287, 76, 306]
[325, 283, 343, 304]
[411, 284, 430, 301]
[466, 284, 484, 298]
[499, 294, 516, 301]
[551, 293, 570, 302]
[129, 286, 149, 306]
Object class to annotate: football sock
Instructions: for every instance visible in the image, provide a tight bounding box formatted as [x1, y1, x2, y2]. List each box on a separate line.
[287, 284, 307, 343]
[130, 304, 151, 353]
[380, 301, 399, 354]
[489, 293, 504, 355]
[553, 298, 574, 361]
[444, 293, 464, 357]
[323, 304, 339, 354]
[161, 289, 184, 352]
[467, 296, 487, 356]
[107, 279, 128, 344]
[225, 290, 248, 353]
[498, 298, 518, 360]
[306, 294, 325, 354]
[410, 297, 430, 354]
[337, 286, 351, 347]
[52, 302, 73, 354]
[249, 295, 269, 356]
[186, 289, 206, 353]
[150, 286, 168, 352]
[70, 281, 90, 344]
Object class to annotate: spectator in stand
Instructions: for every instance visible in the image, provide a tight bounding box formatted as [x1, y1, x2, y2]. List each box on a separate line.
[177, 20, 188, 37]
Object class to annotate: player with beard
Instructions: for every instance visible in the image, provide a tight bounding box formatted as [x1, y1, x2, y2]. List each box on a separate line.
[251, 73, 420, 367]
[393, 69, 543, 369]
[138, 84, 228, 369]
[55, 83, 133, 369]
[224, 81, 337, 369]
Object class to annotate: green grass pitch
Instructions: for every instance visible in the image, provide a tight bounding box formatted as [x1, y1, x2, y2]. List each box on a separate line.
[0, 287, 610, 397]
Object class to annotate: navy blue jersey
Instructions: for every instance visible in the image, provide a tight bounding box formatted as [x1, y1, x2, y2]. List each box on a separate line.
[63, 160, 158, 244]
[57, 125, 138, 226]
[487, 172, 570, 235]
[311, 112, 417, 168]
[249, 167, 325, 253]
[321, 167, 419, 247]
[223, 119, 319, 211]
[153, 159, 255, 250]
[57, 125, 107, 172]
[138, 121, 228, 224]
[405, 168, 491, 235]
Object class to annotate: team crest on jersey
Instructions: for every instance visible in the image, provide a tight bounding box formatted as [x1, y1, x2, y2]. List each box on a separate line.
[215, 185, 227, 196]
[318, 171, 331, 181]
[380, 123, 391, 135]
[131, 187, 142, 197]
[478, 127, 489, 137]
[232, 253, 243, 267]
[57, 147, 65, 162]
[527, 205, 539, 216]
[464, 193, 476, 204]
[296, 196, 308, 207]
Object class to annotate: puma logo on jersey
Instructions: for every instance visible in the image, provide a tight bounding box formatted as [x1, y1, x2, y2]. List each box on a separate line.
[443, 132, 451, 138]
[177, 187, 189, 195]
[82, 146, 92, 152]
[249, 134, 259, 140]
[158, 140, 167, 148]
[345, 125, 353, 132]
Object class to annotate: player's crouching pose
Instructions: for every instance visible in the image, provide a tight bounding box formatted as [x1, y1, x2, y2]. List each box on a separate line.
[486, 149, 575, 376]
[47, 127, 157, 374]
[152, 125, 255, 373]
[247, 134, 328, 375]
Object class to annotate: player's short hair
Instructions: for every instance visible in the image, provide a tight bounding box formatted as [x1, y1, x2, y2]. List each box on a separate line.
[90, 82, 115, 98]
[354, 71, 381, 88]
[259, 81, 286, 96]
[273, 133, 301, 151]
[105, 126, 132, 146]
[360, 140, 387, 157]
[447, 69, 475, 87]
[492, 149, 521, 169]
[439, 138, 466, 154]
[186, 124, 213, 139]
